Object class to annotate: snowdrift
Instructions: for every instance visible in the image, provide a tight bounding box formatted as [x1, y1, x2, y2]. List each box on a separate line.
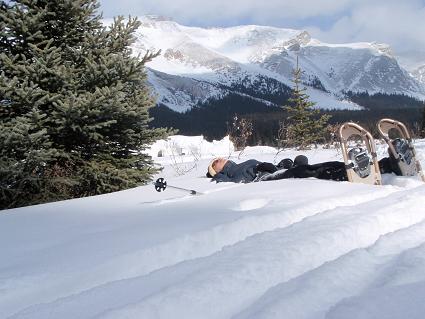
[1, 136, 425, 319]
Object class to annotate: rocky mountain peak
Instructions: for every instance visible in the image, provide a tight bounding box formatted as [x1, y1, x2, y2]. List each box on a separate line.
[370, 42, 394, 57]
[128, 18, 425, 112]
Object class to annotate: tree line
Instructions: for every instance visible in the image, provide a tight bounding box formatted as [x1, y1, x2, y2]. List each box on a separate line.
[150, 92, 425, 146]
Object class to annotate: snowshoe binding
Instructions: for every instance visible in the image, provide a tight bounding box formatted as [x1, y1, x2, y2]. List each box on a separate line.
[347, 147, 371, 179]
[377, 118, 425, 181]
[338, 122, 382, 185]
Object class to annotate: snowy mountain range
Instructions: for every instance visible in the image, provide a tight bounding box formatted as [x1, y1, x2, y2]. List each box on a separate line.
[397, 50, 425, 84]
[412, 65, 425, 84]
[129, 16, 425, 112]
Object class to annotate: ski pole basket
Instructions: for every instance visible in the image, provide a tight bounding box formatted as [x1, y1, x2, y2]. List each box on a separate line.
[153, 178, 200, 195]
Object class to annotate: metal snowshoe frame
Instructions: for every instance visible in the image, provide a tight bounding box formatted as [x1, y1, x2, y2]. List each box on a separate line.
[339, 122, 382, 185]
[377, 118, 425, 182]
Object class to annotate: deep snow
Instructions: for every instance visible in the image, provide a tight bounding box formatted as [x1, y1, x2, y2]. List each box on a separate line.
[1, 136, 425, 319]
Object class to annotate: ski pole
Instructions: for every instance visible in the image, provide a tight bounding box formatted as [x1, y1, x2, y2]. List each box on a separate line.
[153, 178, 202, 195]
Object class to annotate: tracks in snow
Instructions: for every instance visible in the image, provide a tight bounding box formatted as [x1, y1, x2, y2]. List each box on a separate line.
[8, 182, 425, 319]
[65, 182, 403, 283]
[97, 185, 425, 319]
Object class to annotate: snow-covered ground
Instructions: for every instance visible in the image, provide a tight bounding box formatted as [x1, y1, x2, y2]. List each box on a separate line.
[1, 136, 425, 319]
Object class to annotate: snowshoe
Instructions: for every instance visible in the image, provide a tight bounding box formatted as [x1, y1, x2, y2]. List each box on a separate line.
[338, 122, 382, 185]
[377, 118, 425, 181]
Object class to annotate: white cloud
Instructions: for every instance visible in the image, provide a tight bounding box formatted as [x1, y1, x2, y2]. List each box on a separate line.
[307, 0, 425, 53]
[100, 0, 354, 22]
[100, 0, 425, 53]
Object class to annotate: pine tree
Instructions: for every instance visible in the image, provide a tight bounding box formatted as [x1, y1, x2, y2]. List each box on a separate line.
[0, 0, 169, 209]
[282, 58, 330, 149]
[421, 106, 425, 138]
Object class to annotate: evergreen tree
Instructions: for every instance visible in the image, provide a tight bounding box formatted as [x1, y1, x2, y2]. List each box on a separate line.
[282, 59, 330, 149]
[0, 0, 169, 209]
[421, 106, 425, 138]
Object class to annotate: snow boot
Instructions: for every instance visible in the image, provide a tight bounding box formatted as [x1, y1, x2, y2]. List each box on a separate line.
[294, 155, 308, 166]
[277, 158, 294, 169]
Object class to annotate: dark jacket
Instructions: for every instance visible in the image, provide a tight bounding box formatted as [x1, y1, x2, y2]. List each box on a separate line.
[212, 159, 261, 183]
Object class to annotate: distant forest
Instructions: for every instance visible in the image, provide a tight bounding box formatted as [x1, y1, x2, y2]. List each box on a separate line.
[149, 91, 425, 146]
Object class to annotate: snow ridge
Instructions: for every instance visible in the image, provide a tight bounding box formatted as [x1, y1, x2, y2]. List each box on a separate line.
[2, 138, 425, 319]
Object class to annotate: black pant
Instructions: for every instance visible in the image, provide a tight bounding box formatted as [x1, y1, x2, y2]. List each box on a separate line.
[262, 157, 399, 182]
[282, 161, 348, 181]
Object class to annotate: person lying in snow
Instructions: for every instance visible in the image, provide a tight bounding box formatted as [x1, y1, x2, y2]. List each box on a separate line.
[206, 155, 400, 183]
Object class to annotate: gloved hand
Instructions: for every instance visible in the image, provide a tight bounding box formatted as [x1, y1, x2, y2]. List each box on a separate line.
[256, 162, 278, 173]
[277, 158, 293, 169]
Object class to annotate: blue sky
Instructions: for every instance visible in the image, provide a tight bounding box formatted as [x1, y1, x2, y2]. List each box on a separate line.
[99, 0, 425, 54]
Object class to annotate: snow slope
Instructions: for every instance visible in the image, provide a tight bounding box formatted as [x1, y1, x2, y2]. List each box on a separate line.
[396, 50, 425, 85]
[1, 136, 425, 319]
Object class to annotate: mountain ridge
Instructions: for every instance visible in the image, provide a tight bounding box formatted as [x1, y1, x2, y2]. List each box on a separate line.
[127, 16, 425, 112]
